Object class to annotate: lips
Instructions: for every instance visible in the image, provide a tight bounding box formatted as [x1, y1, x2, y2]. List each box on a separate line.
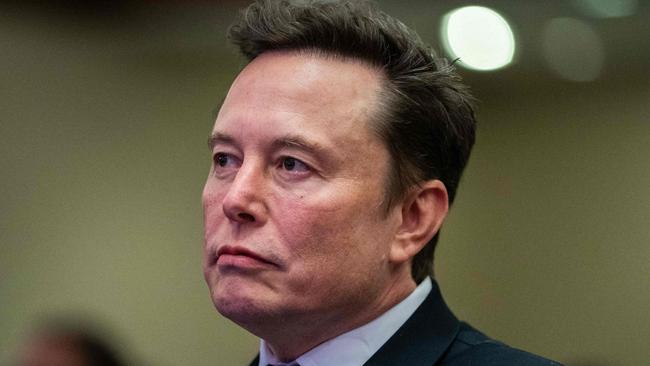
[213, 245, 277, 268]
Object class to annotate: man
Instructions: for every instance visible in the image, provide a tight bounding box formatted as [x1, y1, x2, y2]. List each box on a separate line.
[202, 1, 561, 365]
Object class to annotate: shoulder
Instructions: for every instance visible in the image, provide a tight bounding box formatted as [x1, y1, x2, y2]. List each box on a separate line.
[440, 322, 563, 366]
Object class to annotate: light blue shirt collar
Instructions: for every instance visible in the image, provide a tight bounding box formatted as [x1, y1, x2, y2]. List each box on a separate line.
[259, 277, 432, 366]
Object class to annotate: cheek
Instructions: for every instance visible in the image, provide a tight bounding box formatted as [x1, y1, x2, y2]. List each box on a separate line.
[272, 192, 379, 267]
[202, 182, 227, 240]
[271, 198, 392, 310]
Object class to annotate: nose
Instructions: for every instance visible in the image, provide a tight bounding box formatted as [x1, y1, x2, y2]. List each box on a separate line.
[221, 161, 268, 225]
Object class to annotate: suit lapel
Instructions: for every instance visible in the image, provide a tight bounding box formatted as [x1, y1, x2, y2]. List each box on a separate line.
[363, 279, 460, 366]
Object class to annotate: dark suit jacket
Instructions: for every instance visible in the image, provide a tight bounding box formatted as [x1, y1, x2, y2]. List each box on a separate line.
[249, 279, 562, 365]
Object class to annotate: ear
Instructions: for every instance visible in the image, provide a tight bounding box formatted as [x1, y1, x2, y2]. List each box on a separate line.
[389, 180, 449, 265]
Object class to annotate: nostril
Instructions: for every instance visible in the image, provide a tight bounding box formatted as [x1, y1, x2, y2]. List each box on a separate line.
[238, 212, 255, 222]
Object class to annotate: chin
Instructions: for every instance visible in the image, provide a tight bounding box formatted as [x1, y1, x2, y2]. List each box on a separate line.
[211, 281, 276, 324]
[215, 295, 289, 337]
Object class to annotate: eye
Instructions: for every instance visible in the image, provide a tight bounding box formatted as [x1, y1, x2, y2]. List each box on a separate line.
[280, 157, 310, 172]
[213, 152, 239, 170]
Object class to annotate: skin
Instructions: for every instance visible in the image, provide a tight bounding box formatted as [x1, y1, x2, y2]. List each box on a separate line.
[202, 51, 449, 361]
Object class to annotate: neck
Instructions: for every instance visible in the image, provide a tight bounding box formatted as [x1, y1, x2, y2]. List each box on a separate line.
[262, 270, 417, 362]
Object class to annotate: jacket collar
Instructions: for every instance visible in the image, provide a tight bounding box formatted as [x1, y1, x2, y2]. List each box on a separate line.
[362, 278, 460, 366]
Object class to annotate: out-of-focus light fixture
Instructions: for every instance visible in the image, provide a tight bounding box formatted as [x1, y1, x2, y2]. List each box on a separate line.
[542, 17, 605, 82]
[441, 6, 516, 71]
[572, 0, 638, 18]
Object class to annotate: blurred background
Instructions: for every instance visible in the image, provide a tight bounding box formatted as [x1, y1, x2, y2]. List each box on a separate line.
[1, 0, 648, 365]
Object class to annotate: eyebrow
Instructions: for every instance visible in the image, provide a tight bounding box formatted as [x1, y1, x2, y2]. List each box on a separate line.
[207, 132, 235, 151]
[207, 132, 330, 159]
[270, 135, 328, 157]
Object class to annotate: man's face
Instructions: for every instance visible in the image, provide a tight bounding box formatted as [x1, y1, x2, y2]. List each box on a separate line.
[202, 52, 403, 332]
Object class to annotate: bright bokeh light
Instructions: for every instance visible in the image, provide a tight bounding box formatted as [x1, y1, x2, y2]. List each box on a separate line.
[441, 6, 516, 71]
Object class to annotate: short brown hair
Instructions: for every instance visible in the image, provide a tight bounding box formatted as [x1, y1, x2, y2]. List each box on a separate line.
[228, 0, 477, 283]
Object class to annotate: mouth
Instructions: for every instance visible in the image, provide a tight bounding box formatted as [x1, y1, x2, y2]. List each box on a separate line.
[211, 245, 278, 269]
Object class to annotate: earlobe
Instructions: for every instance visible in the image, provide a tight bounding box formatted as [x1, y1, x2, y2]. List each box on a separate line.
[389, 180, 449, 264]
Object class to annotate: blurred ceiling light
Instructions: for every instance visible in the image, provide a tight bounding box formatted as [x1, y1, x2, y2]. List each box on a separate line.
[441, 6, 516, 71]
[572, 0, 638, 18]
[542, 18, 605, 82]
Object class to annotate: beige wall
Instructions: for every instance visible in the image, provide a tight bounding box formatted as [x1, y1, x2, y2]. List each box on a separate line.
[1, 3, 648, 366]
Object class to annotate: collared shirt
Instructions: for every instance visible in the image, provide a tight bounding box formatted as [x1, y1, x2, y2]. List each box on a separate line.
[259, 277, 433, 366]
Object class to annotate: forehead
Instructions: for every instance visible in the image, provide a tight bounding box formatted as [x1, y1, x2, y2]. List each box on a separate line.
[214, 52, 386, 148]
[230, 51, 381, 106]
